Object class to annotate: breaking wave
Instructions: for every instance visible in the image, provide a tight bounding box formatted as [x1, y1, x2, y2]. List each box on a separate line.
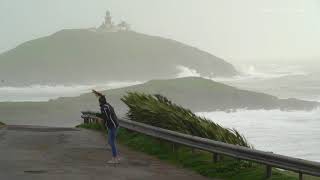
[176, 65, 201, 78]
[176, 64, 308, 82]
[213, 64, 308, 82]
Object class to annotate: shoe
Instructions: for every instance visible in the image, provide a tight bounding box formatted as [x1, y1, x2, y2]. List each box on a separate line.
[107, 159, 119, 164]
[117, 156, 123, 161]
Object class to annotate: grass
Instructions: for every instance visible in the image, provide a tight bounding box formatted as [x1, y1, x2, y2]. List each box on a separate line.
[282, 171, 320, 180]
[117, 128, 299, 180]
[77, 123, 319, 180]
[0, 121, 5, 127]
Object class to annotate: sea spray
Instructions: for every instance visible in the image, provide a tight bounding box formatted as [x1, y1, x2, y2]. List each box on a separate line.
[0, 81, 143, 102]
[175, 64, 308, 82]
[197, 108, 320, 162]
[176, 65, 201, 78]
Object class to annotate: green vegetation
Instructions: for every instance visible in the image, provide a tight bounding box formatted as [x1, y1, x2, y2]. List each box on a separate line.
[0, 121, 5, 126]
[117, 128, 299, 180]
[121, 92, 250, 147]
[78, 124, 305, 180]
[282, 171, 320, 180]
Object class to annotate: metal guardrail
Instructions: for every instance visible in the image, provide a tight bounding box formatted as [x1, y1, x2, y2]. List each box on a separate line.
[81, 113, 320, 179]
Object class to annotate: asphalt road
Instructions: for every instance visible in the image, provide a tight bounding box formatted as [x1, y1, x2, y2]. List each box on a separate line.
[0, 125, 211, 180]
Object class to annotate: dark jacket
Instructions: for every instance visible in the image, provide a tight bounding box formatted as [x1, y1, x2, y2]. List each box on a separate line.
[100, 103, 119, 129]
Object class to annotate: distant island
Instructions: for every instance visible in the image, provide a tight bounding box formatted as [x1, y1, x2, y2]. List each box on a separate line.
[0, 11, 237, 86]
[0, 77, 318, 127]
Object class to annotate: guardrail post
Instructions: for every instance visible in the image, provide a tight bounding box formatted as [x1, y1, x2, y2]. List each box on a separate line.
[299, 173, 303, 180]
[172, 143, 179, 160]
[212, 153, 220, 163]
[266, 165, 272, 179]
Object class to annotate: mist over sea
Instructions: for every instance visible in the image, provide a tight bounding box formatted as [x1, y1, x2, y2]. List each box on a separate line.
[0, 81, 143, 102]
[1, 63, 319, 102]
[179, 63, 320, 101]
[198, 63, 320, 162]
[1, 63, 319, 161]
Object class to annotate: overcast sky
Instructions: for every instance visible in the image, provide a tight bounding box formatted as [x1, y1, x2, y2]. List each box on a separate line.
[0, 0, 319, 64]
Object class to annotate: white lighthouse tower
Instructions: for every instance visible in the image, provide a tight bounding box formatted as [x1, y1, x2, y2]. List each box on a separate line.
[104, 11, 112, 28]
[97, 11, 130, 32]
[99, 11, 115, 31]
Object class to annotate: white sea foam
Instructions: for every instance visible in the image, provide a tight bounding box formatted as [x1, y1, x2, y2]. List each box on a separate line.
[213, 64, 308, 82]
[0, 81, 143, 102]
[176, 65, 201, 78]
[241, 64, 307, 78]
[197, 109, 320, 162]
[175, 64, 308, 82]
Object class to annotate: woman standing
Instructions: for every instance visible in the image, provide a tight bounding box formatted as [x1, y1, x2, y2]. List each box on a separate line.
[92, 89, 120, 164]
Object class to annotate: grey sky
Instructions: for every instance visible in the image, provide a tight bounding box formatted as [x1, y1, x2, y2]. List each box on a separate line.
[0, 0, 319, 63]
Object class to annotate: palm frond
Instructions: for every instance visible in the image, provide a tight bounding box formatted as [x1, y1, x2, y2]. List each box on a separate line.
[121, 92, 252, 148]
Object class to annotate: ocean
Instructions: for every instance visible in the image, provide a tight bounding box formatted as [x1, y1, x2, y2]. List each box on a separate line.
[197, 109, 320, 162]
[182, 63, 320, 162]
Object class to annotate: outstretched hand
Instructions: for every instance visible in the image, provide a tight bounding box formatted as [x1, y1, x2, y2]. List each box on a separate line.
[92, 89, 103, 97]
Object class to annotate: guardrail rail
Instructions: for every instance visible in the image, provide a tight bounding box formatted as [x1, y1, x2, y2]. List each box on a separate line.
[80, 112, 320, 180]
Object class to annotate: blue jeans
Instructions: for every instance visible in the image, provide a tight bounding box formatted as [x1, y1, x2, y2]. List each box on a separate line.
[108, 127, 118, 157]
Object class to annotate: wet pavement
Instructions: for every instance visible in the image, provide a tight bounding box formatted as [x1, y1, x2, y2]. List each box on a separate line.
[0, 125, 211, 180]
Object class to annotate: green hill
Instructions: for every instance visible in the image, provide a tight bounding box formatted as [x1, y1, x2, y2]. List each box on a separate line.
[0, 30, 237, 85]
[0, 77, 318, 127]
[88, 77, 319, 112]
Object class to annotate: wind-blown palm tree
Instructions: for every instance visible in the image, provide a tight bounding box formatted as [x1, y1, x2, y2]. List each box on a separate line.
[121, 92, 251, 148]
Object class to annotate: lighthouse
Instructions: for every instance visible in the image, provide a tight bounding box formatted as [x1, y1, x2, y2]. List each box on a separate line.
[98, 11, 130, 32]
[104, 11, 113, 28]
[99, 11, 114, 30]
